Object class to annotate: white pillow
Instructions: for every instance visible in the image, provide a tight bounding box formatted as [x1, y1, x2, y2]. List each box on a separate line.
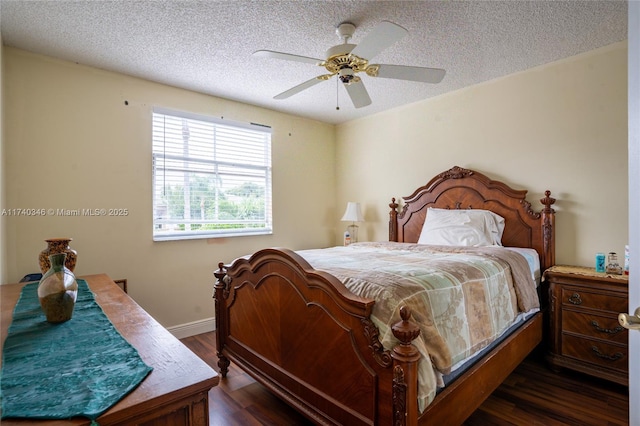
[417, 208, 505, 247]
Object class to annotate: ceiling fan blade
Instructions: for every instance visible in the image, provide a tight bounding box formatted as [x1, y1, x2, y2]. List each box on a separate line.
[350, 21, 408, 61]
[274, 76, 327, 99]
[253, 50, 322, 65]
[372, 64, 446, 83]
[344, 80, 372, 108]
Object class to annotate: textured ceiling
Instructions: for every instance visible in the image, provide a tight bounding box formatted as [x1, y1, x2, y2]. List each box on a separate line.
[0, 0, 628, 125]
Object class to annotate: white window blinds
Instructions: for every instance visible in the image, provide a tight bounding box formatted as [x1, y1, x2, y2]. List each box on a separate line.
[152, 108, 272, 241]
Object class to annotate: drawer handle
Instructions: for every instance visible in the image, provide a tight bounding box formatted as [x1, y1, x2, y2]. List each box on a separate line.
[591, 346, 624, 362]
[590, 320, 624, 335]
[568, 293, 582, 305]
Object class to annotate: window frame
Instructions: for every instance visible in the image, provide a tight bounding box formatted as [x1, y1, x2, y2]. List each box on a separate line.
[152, 107, 273, 242]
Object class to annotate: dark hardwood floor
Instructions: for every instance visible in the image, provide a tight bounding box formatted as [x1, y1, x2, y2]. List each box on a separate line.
[181, 332, 629, 426]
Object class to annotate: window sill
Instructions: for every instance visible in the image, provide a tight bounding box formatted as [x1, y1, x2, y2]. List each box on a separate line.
[153, 229, 273, 242]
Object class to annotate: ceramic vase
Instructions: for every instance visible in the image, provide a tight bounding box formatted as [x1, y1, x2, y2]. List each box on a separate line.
[39, 238, 77, 273]
[38, 253, 78, 323]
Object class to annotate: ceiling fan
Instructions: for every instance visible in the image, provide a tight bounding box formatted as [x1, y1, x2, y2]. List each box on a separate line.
[254, 21, 446, 109]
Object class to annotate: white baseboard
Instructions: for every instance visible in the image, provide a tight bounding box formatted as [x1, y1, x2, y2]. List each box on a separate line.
[167, 317, 216, 339]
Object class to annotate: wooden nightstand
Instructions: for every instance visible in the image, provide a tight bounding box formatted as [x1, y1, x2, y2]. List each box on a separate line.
[544, 265, 629, 385]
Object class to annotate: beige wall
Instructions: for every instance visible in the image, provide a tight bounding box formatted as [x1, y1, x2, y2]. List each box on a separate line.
[3, 47, 336, 328]
[336, 42, 628, 268]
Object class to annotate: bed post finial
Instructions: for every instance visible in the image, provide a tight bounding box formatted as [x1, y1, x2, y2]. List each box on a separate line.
[389, 198, 399, 242]
[540, 190, 556, 212]
[391, 306, 420, 426]
[392, 306, 421, 345]
[540, 191, 556, 270]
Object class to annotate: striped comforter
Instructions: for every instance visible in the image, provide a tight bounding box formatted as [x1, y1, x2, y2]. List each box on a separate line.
[296, 241, 539, 410]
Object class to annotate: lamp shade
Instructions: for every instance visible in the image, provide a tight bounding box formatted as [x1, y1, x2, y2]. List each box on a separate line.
[341, 202, 364, 222]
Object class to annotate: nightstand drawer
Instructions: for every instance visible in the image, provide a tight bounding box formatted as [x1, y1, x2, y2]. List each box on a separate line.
[562, 310, 628, 344]
[561, 334, 628, 373]
[560, 288, 627, 313]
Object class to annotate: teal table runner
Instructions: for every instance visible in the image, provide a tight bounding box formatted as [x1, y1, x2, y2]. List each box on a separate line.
[1, 279, 153, 422]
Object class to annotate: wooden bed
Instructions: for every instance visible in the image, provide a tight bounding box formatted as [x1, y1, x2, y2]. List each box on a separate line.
[213, 166, 556, 426]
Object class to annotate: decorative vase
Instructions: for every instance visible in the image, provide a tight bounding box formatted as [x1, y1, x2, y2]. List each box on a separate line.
[39, 238, 77, 273]
[38, 253, 78, 324]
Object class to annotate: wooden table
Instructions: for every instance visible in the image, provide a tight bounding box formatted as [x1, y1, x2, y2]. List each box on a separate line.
[1, 273, 219, 425]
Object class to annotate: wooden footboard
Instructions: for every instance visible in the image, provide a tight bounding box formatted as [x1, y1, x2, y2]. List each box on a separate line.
[214, 248, 543, 426]
[214, 248, 420, 426]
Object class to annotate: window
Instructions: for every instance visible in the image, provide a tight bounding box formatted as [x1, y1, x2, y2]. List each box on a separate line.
[152, 108, 272, 241]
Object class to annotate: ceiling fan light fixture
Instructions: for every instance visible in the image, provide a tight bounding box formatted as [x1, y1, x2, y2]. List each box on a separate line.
[338, 67, 360, 84]
[257, 20, 445, 107]
[344, 75, 361, 85]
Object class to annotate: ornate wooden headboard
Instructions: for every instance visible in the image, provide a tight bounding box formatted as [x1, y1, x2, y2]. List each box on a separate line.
[389, 166, 556, 270]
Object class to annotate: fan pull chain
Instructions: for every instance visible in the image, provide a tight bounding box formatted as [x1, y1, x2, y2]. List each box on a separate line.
[336, 77, 340, 110]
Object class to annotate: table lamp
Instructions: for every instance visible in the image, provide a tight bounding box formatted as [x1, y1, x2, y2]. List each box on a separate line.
[341, 202, 364, 243]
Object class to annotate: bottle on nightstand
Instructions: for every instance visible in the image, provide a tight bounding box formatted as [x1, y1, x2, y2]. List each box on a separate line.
[606, 252, 623, 275]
